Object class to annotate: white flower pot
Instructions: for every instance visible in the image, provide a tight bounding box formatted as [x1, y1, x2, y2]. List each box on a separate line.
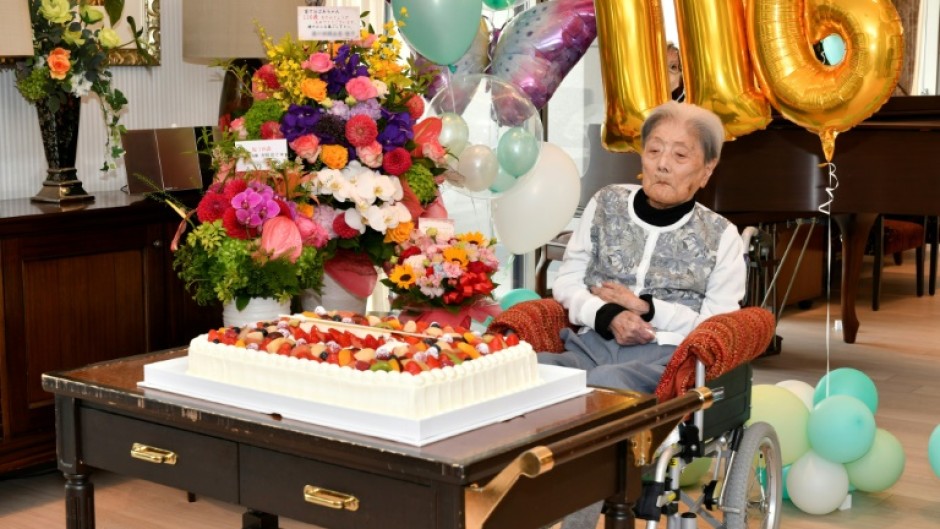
[222, 297, 291, 328]
[300, 274, 368, 314]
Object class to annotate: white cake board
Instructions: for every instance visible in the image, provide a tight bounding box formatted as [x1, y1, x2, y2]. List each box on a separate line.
[139, 357, 589, 446]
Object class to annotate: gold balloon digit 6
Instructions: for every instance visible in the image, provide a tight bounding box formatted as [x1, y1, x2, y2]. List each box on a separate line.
[674, 0, 771, 139]
[595, 0, 670, 153]
[746, 0, 904, 161]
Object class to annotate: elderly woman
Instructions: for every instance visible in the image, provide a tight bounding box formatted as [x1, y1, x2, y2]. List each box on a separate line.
[539, 101, 745, 394]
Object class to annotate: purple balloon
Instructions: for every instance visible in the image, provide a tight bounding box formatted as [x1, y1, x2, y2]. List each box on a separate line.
[414, 18, 491, 100]
[491, 0, 597, 110]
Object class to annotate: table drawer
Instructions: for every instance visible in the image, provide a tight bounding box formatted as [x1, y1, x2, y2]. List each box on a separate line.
[80, 408, 238, 502]
[240, 445, 435, 529]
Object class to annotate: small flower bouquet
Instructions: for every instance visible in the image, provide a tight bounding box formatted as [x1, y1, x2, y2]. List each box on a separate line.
[169, 164, 329, 310]
[382, 227, 501, 327]
[15, 0, 152, 170]
[208, 19, 449, 300]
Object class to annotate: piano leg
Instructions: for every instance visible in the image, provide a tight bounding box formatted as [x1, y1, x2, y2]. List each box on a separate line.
[833, 213, 877, 344]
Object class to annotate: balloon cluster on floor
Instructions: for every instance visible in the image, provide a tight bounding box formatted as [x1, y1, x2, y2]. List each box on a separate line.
[392, 0, 595, 255]
[749, 368, 905, 515]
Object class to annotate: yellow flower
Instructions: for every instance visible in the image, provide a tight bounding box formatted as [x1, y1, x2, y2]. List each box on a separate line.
[300, 78, 328, 102]
[40, 0, 71, 24]
[98, 28, 121, 50]
[457, 232, 487, 246]
[385, 222, 415, 244]
[399, 7, 408, 17]
[389, 264, 416, 289]
[79, 5, 104, 24]
[296, 203, 314, 218]
[320, 145, 348, 170]
[62, 30, 85, 47]
[443, 247, 469, 268]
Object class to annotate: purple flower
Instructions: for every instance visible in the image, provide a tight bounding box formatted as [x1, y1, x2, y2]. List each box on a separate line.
[326, 45, 369, 95]
[328, 100, 351, 119]
[377, 109, 414, 151]
[281, 104, 322, 143]
[348, 99, 382, 121]
[231, 187, 279, 229]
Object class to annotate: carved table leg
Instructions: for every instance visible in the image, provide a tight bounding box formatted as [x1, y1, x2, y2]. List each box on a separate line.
[834, 213, 877, 344]
[64, 473, 95, 529]
[602, 442, 637, 529]
[243, 509, 279, 529]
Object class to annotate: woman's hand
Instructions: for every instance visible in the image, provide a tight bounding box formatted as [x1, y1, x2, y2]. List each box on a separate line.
[591, 282, 648, 313]
[609, 311, 656, 345]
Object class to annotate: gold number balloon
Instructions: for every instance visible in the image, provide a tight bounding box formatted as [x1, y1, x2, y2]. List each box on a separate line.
[596, 0, 670, 153]
[674, 0, 771, 139]
[746, 0, 904, 161]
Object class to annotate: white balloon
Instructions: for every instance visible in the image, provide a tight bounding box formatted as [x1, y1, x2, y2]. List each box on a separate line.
[439, 112, 470, 156]
[492, 142, 580, 254]
[457, 144, 499, 192]
[776, 379, 816, 411]
[787, 450, 849, 515]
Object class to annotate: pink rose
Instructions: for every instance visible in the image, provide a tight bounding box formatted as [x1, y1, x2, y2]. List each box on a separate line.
[422, 140, 447, 166]
[295, 216, 329, 248]
[260, 121, 284, 140]
[353, 33, 377, 48]
[345, 76, 378, 101]
[356, 141, 384, 169]
[260, 216, 303, 263]
[302, 52, 334, 73]
[230, 117, 248, 140]
[290, 134, 321, 163]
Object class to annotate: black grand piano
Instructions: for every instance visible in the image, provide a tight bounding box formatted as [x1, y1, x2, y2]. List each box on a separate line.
[578, 96, 940, 344]
[699, 96, 940, 343]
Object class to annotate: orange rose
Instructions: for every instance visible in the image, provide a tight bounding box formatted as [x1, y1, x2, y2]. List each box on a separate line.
[384, 221, 414, 244]
[300, 78, 328, 102]
[320, 145, 348, 169]
[47, 48, 72, 80]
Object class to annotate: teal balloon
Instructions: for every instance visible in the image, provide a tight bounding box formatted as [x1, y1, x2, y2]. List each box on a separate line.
[845, 428, 905, 492]
[499, 288, 540, 310]
[483, 0, 515, 10]
[489, 168, 518, 194]
[781, 464, 790, 500]
[814, 368, 878, 414]
[807, 395, 876, 463]
[392, 0, 483, 66]
[497, 127, 540, 177]
[929, 424, 940, 478]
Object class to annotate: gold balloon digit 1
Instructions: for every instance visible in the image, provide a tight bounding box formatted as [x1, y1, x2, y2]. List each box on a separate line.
[596, 0, 670, 153]
[746, 0, 904, 161]
[674, 0, 771, 140]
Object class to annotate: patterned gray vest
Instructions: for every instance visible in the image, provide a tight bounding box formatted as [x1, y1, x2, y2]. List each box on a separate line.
[584, 185, 731, 313]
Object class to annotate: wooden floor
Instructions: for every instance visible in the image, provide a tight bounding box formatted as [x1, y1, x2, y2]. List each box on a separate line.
[1, 253, 938, 528]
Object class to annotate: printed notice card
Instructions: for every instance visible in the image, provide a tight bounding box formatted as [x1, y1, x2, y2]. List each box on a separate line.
[418, 218, 456, 241]
[235, 139, 289, 171]
[298, 6, 360, 41]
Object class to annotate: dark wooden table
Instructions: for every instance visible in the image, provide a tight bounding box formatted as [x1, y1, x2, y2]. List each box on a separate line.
[42, 350, 709, 529]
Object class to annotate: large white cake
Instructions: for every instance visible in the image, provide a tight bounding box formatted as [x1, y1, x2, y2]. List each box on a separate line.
[186, 313, 541, 419]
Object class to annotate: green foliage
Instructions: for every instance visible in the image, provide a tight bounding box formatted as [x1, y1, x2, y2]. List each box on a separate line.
[403, 164, 436, 204]
[243, 99, 287, 138]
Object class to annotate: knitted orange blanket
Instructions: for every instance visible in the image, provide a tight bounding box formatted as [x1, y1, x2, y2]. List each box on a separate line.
[486, 298, 570, 353]
[654, 307, 775, 402]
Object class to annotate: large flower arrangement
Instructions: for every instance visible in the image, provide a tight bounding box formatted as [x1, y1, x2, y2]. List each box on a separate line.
[207, 20, 449, 299]
[383, 229, 499, 312]
[14, 0, 150, 170]
[170, 163, 329, 309]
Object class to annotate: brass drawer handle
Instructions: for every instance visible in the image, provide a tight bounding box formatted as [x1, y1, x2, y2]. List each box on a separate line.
[130, 443, 178, 465]
[303, 485, 359, 511]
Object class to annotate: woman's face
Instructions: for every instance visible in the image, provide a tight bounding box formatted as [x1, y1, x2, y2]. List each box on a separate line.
[667, 49, 682, 93]
[641, 119, 717, 209]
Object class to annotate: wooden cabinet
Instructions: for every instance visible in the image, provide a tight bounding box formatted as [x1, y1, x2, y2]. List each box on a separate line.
[0, 192, 221, 473]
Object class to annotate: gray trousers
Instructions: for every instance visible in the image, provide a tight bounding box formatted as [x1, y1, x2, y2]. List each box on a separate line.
[538, 328, 676, 394]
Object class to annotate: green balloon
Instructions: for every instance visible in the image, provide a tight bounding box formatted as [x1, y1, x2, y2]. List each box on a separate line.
[814, 367, 878, 414]
[845, 428, 905, 492]
[679, 457, 712, 488]
[497, 127, 540, 177]
[808, 395, 876, 464]
[930, 425, 940, 478]
[748, 384, 810, 466]
[483, 0, 515, 10]
[392, 0, 483, 66]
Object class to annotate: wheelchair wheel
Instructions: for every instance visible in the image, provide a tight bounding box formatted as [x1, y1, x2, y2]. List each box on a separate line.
[723, 422, 782, 529]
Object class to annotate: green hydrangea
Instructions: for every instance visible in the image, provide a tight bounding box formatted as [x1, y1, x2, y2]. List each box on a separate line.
[403, 164, 437, 205]
[243, 99, 286, 139]
[15, 68, 51, 102]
